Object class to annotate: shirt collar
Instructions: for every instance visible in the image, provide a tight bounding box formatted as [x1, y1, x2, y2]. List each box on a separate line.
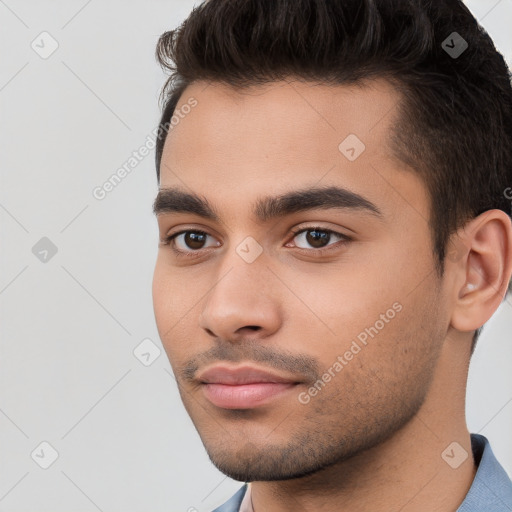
[457, 433, 512, 511]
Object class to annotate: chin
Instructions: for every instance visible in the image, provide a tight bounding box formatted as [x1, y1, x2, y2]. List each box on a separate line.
[201, 432, 352, 482]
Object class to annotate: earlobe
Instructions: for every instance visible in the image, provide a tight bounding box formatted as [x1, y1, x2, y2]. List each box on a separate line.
[450, 210, 512, 333]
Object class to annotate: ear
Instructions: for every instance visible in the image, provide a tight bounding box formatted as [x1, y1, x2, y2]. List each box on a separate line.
[449, 210, 512, 333]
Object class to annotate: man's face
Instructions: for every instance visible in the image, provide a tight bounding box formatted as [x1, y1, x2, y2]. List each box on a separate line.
[152, 79, 450, 481]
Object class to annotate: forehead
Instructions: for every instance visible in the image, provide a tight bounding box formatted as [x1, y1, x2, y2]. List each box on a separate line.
[162, 78, 401, 169]
[159, 78, 428, 224]
[164, 78, 402, 163]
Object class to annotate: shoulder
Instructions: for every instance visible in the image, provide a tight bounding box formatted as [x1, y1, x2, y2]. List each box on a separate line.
[211, 484, 248, 512]
[457, 434, 512, 512]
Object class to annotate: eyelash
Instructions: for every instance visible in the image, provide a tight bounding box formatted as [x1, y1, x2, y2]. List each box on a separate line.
[161, 226, 352, 259]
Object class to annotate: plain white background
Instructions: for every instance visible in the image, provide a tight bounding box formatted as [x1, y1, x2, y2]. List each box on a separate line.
[0, 1, 511, 510]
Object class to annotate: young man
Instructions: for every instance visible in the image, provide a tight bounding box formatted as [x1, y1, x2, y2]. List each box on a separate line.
[151, 1, 512, 510]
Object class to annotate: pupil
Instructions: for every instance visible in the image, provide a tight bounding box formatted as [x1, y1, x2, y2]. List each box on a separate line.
[186, 232, 206, 249]
[306, 230, 329, 248]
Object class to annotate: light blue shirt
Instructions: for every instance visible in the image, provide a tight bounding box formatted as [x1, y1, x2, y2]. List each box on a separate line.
[212, 434, 512, 511]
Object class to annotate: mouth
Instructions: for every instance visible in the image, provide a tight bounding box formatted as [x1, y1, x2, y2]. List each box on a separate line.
[198, 365, 301, 409]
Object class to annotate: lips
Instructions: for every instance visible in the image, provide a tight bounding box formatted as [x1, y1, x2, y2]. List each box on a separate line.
[198, 365, 300, 409]
[198, 365, 298, 385]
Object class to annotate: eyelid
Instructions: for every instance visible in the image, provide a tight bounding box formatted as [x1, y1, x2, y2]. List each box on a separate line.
[288, 225, 350, 239]
[160, 224, 219, 244]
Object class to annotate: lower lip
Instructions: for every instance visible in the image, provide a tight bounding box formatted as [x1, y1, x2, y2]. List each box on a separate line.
[202, 382, 297, 409]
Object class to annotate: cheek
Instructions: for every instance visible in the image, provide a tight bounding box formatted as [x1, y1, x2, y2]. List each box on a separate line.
[152, 262, 172, 329]
[281, 250, 441, 374]
[275, 259, 405, 353]
[286, 230, 424, 317]
[152, 259, 201, 325]
[152, 261, 189, 354]
[152, 260, 214, 369]
[301, 293, 444, 424]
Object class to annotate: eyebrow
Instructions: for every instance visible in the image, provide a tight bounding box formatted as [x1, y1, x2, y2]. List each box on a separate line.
[152, 185, 383, 222]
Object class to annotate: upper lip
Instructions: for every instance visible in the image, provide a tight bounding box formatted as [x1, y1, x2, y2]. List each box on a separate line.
[198, 365, 300, 385]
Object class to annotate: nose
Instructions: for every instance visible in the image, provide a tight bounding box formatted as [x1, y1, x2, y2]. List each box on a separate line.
[198, 257, 282, 343]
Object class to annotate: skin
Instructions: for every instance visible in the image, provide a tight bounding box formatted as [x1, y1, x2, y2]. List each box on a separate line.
[152, 78, 512, 511]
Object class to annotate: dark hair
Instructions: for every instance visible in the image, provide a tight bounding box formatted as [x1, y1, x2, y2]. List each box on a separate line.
[154, 0, 512, 351]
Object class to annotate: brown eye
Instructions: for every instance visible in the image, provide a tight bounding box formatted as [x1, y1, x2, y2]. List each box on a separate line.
[291, 227, 349, 251]
[304, 230, 331, 248]
[183, 231, 208, 250]
[167, 230, 219, 252]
